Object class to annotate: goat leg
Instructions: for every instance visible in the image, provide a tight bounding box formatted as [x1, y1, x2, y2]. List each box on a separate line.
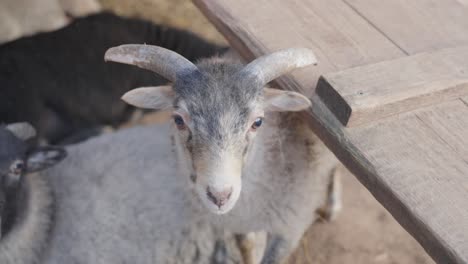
[317, 166, 342, 222]
[236, 231, 267, 264]
[260, 234, 293, 264]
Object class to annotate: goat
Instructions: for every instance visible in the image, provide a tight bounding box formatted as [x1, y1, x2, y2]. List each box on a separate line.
[0, 123, 66, 264]
[0, 124, 241, 264]
[41, 45, 341, 263]
[0, 13, 226, 144]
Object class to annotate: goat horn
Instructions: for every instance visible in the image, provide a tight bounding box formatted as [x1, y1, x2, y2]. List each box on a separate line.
[104, 44, 198, 82]
[239, 48, 317, 86]
[6, 122, 36, 140]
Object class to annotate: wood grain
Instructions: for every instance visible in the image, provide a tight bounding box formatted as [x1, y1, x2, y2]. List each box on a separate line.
[415, 99, 468, 161]
[347, 100, 468, 263]
[344, 0, 468, 54]
[193, 0, 404, 96]
[307, 94, 468, 264]
[317, 46, 468, 126]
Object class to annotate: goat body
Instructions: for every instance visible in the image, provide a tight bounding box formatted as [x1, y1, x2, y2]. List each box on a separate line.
[43, 112, 337, 263]
[40, 45, 340, 263]
[43, 124, 245, 263]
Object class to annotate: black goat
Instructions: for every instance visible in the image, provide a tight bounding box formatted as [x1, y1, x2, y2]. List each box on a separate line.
[0, 123, 66, 264]
[0, 13, 227, 143]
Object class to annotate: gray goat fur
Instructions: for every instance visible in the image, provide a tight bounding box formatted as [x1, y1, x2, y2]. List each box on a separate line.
[43, 125, 246, 263]
[41, 50, 339, 263]
[0, 123, 241, 264]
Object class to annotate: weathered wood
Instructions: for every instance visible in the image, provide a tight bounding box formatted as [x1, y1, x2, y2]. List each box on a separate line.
[193, 0, 404, 96]
[193, 0, 468, 263]
[308, 95, 468, 264]
[344, 0, 468, 54]
[347, 100, 468, 263]
[416, 99, 468, 160]
[317, 46, 468, 126]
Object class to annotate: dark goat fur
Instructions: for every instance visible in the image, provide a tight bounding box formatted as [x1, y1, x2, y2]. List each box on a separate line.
[0, 13, 227, 143]
[0, 126, 66, 264]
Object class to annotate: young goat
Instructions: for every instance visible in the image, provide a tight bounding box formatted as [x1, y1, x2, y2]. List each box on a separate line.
[42, 46, 341, 263]
[0, 123, 66, 264]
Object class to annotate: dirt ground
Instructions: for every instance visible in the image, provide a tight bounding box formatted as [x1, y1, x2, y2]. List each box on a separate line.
[288, 166, 434, 264]
[98, 1, 435, 263]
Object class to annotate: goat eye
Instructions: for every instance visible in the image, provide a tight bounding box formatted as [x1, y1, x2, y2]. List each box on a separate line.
[174, 115, 186, 130]
[10, 160, 25, 175]
[251, 117, 263, 130]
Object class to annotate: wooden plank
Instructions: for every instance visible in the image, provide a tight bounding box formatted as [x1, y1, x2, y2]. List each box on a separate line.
[415, 99, 468, 161]
[193, 0, 404, 96]
[316, 46, 468, 126]
[346, 100, 468, 263]
[193, 1, 468, 262]
[344, 0, 468, 54]
[308, 95, 468, 264]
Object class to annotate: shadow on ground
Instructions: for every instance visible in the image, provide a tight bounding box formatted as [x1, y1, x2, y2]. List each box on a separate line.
[290, 166, 434, 264]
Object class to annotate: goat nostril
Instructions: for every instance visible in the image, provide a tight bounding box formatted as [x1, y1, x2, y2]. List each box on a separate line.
[206, 190, 217, 205]
[206, 187, 233, 208]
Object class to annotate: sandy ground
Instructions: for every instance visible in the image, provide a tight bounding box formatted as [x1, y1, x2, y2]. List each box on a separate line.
[98, 1, 435, 263]
[289, 166, 434, 264]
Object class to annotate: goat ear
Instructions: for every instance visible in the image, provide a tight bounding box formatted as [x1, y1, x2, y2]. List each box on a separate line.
[122, 86, 175, 110]
[264, 88, 311, 112]
[6, 122, 36, 140]
[26, 146, 67, 173]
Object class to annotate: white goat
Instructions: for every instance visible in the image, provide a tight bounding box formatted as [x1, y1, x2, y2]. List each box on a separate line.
[42, 45, 341, 264]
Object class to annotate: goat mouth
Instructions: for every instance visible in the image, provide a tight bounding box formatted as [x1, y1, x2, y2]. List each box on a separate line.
[202, 198, 235, 215]
[211, 203, 234, 215]
[196, 187, 240, 215]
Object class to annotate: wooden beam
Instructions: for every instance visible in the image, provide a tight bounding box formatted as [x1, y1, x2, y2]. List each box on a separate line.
[317, 46, 468, 126]
[347, 101, 468, 264]
[307, 94, 468, 264]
